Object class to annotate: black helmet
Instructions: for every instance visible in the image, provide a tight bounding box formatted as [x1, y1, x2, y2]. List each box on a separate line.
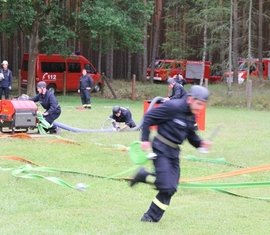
[167, 77, 175, 85]
[37, 81, 47, 89]
[112, 106, 121, 114]
[188, 85, 209, 101]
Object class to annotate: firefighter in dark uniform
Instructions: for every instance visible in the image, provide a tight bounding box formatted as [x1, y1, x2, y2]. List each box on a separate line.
[174, 74, 187, 86]
[130, 85, 211, 223]
[164, 77, 186, 101]
[110, 106, 136, 131]
[78, 69, 94, 109]
[31, 81, 61, 133]
[0, 60, 13, 99]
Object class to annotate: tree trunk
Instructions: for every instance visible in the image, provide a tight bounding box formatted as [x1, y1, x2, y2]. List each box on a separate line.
[258, 0, 263, 81]
[182, 8, 187, 57]
[110, 45, 114, 79]
[98, 38, 102, 73]
[219, 0, 226, 74]
[248, 0, 252, 60]
[209, 36, 213, 62]
[119, 51, 124, 79]
[137, 53, 142, 81]
[246, 79, 252, 109]
[232, 0, 239, 83]
[105, 39, 114, 79]
[1, 10, 8, 60]
[127, 50, 131, 80]
[150, 0, 162, 81]
[75, 0, 81, 52]
[202, 16, 207, 62]
[106, 53, 110, 78]
[142, 0, 148, 82]
[227, 0, 233, 95]
[200, 16, 208, 86]
[13, 33, 18, 77]
[27, 20, 40, 96]
[246, 0, 253, 109]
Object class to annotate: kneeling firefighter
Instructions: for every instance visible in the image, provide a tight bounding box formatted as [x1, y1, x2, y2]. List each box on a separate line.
[110, 106, 136, 131]
[30, 81, 61, 133]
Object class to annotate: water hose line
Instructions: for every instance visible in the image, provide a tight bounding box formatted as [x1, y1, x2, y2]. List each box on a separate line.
[1, 155, 270, 200]
[52, 97, 165, 133]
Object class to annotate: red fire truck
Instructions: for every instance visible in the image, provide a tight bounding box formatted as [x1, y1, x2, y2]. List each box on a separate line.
[224, 58, 270, 84]
[146, 59, 219, 83]
[21, 53, 104, 93]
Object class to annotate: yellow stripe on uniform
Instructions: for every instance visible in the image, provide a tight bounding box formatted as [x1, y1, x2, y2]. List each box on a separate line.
[153, 197, 168, 211]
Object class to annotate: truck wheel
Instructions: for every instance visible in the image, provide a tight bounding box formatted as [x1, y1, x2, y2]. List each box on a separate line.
[47, 84, 56, 93]
[94, 83, 101, 92]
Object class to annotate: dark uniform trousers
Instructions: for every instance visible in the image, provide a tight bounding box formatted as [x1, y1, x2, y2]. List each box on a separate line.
[145, 138, 180, 222]
[0, 87, 9, 99]
[44, 110, 61, 125]
[80, 89, 91, 105]
[44, 107, 61, 131]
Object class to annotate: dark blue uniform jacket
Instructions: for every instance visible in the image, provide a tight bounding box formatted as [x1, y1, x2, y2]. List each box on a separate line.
[169, 83, 186, 100]
[141, 97, 201, 148]
[79, 75, 94, 90]
[31, 91, 61, 115]
[110, 107, 135, 126]
[0, 69, 12, 88]
[174, 75, 187, 86]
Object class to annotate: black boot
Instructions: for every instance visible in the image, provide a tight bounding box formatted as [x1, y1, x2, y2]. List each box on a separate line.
[141, 213, 156, 223]
[130, 167, 149, 187]
[48, 126, 59, 134]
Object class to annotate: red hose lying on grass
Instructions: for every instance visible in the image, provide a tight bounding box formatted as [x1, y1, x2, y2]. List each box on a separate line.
[180, 164, 270, 182]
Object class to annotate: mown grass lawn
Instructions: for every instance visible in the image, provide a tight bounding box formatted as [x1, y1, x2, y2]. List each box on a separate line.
[1, 83, 270, 235]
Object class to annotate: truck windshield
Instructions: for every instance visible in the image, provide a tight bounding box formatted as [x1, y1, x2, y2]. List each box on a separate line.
[154, 60, 163, 68]
[149, 60, 177, 69]
[85, 64, 96, 73]
[238, 61, 256, 71]
[153, 61, 171, 69]
[238, 62, 248, 71]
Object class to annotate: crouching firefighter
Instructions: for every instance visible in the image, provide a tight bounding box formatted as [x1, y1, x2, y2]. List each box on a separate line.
[130, 85, 212, 223]
[30, 81, 61, 134]
[110, 106, 136, 131]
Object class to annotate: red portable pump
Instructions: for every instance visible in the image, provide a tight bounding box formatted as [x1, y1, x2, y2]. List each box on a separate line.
[0, 100, 38, 133]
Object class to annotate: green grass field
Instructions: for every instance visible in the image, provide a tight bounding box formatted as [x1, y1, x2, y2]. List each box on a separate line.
[1, 83, 270, 235]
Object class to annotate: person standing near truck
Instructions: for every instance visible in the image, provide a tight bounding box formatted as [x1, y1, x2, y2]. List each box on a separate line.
[0, 60, 13, 99]
[78, 69, 94, 109]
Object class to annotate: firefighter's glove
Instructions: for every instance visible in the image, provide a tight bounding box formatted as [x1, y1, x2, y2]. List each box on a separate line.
[113, 126, 121, 132]
[111, 119, 117, 127]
